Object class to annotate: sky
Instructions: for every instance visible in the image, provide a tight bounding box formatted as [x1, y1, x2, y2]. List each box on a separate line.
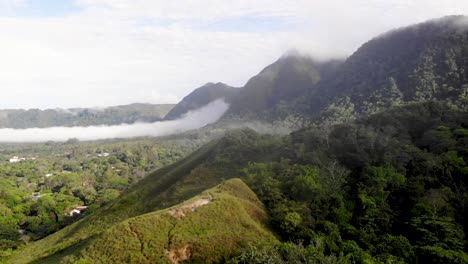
[0, 0, 467, 109]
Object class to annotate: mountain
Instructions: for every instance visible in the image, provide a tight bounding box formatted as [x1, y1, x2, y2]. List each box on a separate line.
[217, 16, 468, 127]
[223, 54, 342, 120]
[0, 103, 175, 128]
[304, 15, 468, 120]
[164, 82, 239, 120]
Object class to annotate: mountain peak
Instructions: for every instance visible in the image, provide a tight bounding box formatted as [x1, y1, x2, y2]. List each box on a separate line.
[376, 15, 468, 42]
[164, 82, 239, 120]
[280, 49, 304, 59]
[222, 53, 343, 119]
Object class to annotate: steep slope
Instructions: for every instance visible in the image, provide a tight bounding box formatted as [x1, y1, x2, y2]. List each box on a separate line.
[60, 179, 277, 263]
[8, 129, 281, 263]
[223, 54, 342, 120]
[306, 15, 468, 119]
[0, 103, 175, 128]
[164, 82, 239, 120]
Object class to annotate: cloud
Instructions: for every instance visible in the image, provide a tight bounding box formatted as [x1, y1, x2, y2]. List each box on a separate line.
[0, 99, 229, 142]
[0, 1, 467, 109]
[75, 0, 306, 20]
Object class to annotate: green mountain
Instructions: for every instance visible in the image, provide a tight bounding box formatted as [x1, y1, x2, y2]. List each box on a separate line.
[0, 103, 174, 128]
[218, 16, 468, 127]
[223, 54, 342, 120]
[164, 82, 239, 120]
[304, 15, 468, 120]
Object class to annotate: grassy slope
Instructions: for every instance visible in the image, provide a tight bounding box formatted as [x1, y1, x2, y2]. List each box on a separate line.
[20, 179, 276, 263]
[71, 179, 277, 263]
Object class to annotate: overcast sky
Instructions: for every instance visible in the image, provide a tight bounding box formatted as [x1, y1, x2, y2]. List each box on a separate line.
[0, 0, 467, 109]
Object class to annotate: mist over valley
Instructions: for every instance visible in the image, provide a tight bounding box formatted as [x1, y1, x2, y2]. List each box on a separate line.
[0, 2, 468, 263]
[0, 99, 228, 142]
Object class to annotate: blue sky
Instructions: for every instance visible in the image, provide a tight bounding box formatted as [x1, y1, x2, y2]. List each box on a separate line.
[0, 0, 466, 109]
[1, 0, 298, 32]
[0, 0, 81, 17]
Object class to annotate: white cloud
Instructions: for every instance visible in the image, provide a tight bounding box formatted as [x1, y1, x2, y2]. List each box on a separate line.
[0, 1, 467, 109]
[0, 99, 229, 142]
[75, 0, 307, 19]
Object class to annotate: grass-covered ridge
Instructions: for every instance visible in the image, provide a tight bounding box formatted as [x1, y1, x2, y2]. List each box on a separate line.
[47, 179, 277, 263]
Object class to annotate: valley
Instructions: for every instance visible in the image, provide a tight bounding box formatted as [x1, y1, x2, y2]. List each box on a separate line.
[1, 15, 468, 264]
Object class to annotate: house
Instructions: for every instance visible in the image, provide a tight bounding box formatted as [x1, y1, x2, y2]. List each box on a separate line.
[31, 192, 42, 200]
[45, 173, 53, 178]
[9, 156, 26, 162]
[97, 152, 110, 157]
[69, 209, 81, 217]
[65, 205, 88, 216]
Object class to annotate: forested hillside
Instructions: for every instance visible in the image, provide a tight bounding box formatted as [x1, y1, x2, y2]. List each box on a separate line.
[241, 102, 468, 263]
[302, 16, 468, 120]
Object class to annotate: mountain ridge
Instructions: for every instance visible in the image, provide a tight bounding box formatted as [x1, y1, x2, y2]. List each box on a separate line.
[303, 15, 468, 120]
[0, 103, 175, 129]
[222, 54, 343, 120]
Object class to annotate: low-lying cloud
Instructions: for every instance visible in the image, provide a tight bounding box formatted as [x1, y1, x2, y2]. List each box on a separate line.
[0, 99, 229, 142]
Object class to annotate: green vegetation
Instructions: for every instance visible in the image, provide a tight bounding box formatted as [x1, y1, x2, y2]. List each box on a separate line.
[0, 103, 174, 128]
[231, 102, 468, 263]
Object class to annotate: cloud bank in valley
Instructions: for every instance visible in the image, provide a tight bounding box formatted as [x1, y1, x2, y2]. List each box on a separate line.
[0, 99, 229, 142]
